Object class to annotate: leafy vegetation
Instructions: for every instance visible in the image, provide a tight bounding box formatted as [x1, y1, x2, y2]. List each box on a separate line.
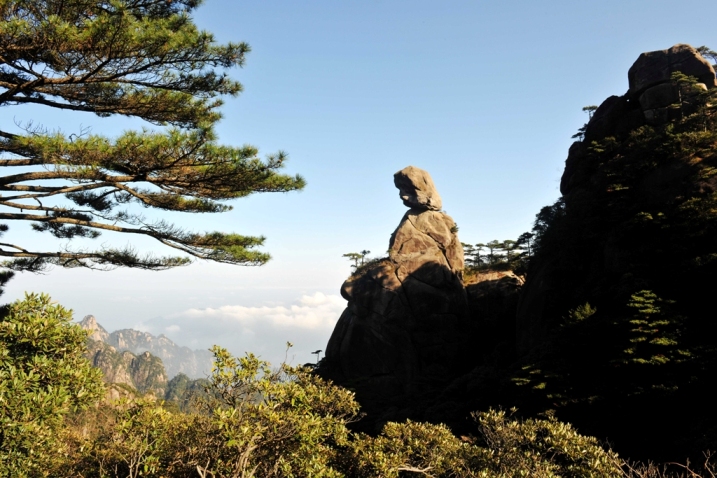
[462, 232, 534, 275]
[2, 294, 717, 475]
[342, 250, 372, 270]
[0, 294, 104, 475]
[0, 0, 305, 276]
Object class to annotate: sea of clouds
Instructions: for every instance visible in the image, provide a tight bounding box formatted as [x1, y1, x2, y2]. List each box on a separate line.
[135, 292, 346, 367]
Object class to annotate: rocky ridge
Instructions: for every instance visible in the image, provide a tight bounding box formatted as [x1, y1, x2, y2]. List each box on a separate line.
[455, 44, 717, 460]
[80, 316, 212, 404]
[84, 337, 168, 398]
[79, 315, 213, 379]
[522, 44, 717, 354]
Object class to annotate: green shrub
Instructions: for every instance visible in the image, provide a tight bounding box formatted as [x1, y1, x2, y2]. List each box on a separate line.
[346, 420, 469, 477]
[471, 409, 622, 477]
[69, 346, 361, 477]
[0, 293, 104, 477]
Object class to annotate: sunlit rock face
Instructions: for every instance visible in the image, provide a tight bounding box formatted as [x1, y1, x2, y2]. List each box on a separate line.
[77, 324, 214, 379]
[393, 165, 443, 211]
[322, 166, 473, 424]
[84, 339, 168, 398]
[79, 315, 110, 342]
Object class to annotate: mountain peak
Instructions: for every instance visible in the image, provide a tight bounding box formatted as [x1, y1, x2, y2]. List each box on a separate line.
[78, 315, 110, 342]
[80, 316, 213, 379]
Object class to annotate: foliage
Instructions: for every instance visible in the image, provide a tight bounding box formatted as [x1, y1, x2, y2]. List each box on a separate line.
[618, 290, 687, 366]
[572, 105, 599, 140]
[343, 410, 622, 478]
[472, 409, 622, 477]
[342, 250, 371, 269]
[0, 0, 305, 274]
[696, 46, 717, 67]
[2, 299, 709, 476]
[564, 302, 597, 325]
[67, 398, 179, 478]
[0, 293, 104, 476]
[462, 233, 534, 274]
[69, 345, 362, 477]
[345, 420, 469, 477]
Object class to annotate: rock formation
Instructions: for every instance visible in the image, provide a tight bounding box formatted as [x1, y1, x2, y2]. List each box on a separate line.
[79, 316, 213, 403]
[84, 339, 168, 397]
[319, 45, 717, 460]
[501, 44, 717, 460]
[522, 43, 717, 354]
[78, 316, 213, 379]
[107, 328, 213, 379]
[322, 166, 474, 421]
[79, 315, 109, 342]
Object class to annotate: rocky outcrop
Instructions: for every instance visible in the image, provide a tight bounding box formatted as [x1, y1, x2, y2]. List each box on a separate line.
[322, 166, 474, 421]
[527, 44, 717, 354]
[85, 339, 168, 397]
[78, 316, 213, 379]
[502, 44, 717, 460]
[107, 328, 213, 379]
[628, 44, 716, 98]
[79, 315, 109, 342]
[565, 44, 716, 166]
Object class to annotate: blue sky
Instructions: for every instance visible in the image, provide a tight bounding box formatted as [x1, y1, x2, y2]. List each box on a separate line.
[3, 0, 716, 367]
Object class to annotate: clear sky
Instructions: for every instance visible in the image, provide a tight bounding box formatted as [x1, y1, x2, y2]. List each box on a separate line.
[3, 0, 716, 367]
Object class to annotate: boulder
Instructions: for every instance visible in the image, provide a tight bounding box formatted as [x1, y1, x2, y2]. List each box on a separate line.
[322, 166, 472, 421]
[628, 43, 716, 98]
[563, 44, 717, 195]
[393, 165, 443, 211]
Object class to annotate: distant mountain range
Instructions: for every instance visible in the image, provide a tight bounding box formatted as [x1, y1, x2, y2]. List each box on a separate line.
[79, 315, 214, 379]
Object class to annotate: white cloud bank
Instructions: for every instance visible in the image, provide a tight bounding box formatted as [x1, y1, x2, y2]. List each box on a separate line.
[180, 292, 345, 330]
[138, 292, 346, 367]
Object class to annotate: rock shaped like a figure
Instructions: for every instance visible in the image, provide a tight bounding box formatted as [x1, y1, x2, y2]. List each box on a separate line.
[394, 165, 443, 211]
[322, 166, 472, 421]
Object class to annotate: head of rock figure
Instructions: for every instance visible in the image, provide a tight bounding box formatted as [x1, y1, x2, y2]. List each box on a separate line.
[393, 166, 443, 211]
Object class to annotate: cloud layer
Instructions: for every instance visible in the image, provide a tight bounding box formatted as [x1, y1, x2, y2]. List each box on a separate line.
[138, 292, 346, 367]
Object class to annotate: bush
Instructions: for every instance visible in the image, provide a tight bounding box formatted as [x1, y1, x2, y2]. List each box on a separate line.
[0, 293, 104, 477]
[68, 346, 361, 477]
[345, 420, 469, 477]
[471, 409, 622, 477]
[0, 295, 673, 477]
[342, 410, 622, 477]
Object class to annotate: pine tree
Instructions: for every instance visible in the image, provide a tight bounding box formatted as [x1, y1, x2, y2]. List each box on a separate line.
[0, 0, 305, 275]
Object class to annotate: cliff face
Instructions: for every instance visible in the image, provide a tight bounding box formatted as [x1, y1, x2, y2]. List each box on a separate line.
[78, 315, 213, 379]
[502, 44, 717, 460]
[78, 315, 213, 401]
[84, 339, 168, 397]
[107, 328, 213, 379]
[518, 45, 717, 354]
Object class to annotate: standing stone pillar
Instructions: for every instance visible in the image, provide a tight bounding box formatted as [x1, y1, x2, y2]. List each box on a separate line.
[322, 166, 472, 416]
